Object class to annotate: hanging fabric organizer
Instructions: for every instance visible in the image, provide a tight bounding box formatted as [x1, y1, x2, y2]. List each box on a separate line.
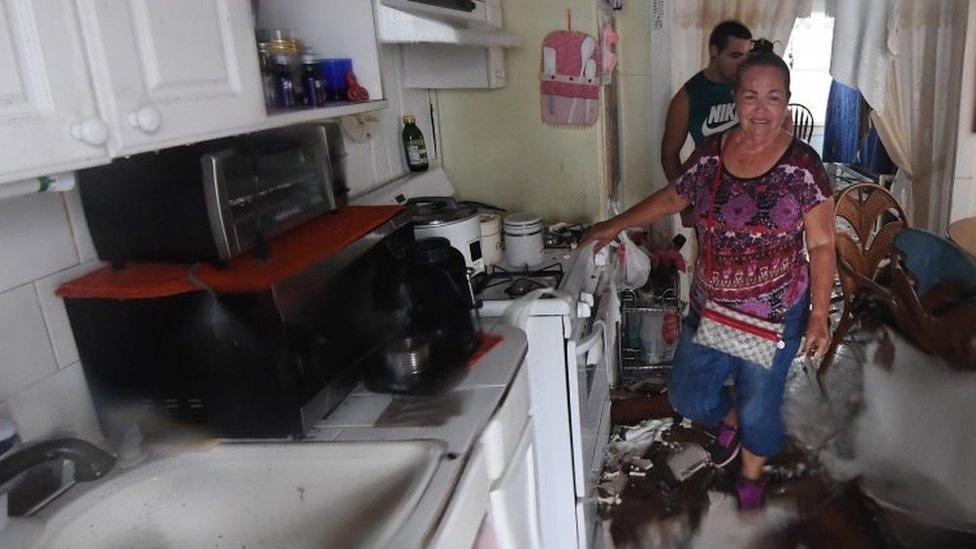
[541, 30, 600, 128]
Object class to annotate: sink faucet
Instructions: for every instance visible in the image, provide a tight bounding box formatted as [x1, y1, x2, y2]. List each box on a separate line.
[0, 438, 116, 489]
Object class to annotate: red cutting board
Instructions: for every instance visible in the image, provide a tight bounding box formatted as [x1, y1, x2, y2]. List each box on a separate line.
[57, 205, 403, 300]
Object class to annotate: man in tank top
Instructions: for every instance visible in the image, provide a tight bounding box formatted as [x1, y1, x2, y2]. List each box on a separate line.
[663, 21, 753, 226]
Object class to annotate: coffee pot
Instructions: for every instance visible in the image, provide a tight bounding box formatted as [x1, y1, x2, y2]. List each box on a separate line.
[364, 237, 480, 394]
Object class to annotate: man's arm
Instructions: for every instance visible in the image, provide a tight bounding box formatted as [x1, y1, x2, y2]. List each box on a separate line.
[661, 88, 690, 183]
[661, 88, 696, 227]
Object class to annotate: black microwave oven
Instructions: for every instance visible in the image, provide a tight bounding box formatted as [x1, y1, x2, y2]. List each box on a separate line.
[78, 123, 348, 264]
[64, 216, 415, 439]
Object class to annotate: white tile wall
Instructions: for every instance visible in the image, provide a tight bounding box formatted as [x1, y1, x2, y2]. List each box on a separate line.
[0, 192, 78, 291]
[34, 261, 103, 368]
[344, 45, 433, 200]
[63, 184, 99, 262]
[7, 362, 102, 444]
[0, 188, 105, 445]
[0, 283, 58, 401]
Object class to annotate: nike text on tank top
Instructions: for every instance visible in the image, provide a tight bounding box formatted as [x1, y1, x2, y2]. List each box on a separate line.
[684, 71, 738, 146]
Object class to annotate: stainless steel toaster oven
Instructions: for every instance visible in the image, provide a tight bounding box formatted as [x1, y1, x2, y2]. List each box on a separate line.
[78, 123, 348, 263]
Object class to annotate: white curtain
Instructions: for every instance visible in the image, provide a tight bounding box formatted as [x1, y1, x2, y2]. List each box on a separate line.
[826, 0, 901, 114]
[828, 0, 969, 232]
[670, 0, 814, 93]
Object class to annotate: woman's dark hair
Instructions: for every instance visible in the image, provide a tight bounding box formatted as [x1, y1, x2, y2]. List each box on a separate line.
[709, 20, 752, 52]
[734, 38, 791, 96]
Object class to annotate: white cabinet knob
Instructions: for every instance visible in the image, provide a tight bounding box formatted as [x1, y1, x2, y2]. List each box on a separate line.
[69, 118, 109, 146]
[126, 106, 161, 133]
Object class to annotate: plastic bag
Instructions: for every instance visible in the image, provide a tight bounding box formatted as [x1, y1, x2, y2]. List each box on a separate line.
[613, 230, 651, 290]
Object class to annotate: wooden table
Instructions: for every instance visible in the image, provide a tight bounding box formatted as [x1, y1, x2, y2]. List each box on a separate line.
[948, 216, 976, 258]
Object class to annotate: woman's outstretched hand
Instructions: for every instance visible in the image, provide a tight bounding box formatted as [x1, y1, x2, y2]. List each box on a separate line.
[581, 219, 620, 252]
[800, 314, 831, 360]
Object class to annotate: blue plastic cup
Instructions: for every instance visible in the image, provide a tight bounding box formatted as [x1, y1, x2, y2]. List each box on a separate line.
[319, 58, 353, 102]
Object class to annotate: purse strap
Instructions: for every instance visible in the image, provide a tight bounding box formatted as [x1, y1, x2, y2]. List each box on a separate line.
[703, 137, 730, 280]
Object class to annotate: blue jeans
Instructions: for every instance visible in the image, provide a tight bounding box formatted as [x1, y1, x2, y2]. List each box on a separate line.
[667, 293, 809, 457]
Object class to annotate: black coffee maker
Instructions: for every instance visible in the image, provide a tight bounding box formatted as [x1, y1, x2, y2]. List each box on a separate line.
[363, 237, 481, 394]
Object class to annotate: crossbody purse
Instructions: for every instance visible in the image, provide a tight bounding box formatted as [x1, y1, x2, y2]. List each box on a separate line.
[691, 139, 786, 369]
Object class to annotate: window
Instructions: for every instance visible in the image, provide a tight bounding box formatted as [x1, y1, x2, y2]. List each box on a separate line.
[784, 11, 835, 153]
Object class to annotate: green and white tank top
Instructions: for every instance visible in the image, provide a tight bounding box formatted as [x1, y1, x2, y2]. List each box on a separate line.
[684, 71, 737, 146]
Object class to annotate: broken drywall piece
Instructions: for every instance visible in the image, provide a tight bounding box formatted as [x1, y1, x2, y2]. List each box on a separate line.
[631, 458, 653, 470]
[598, 418, 676, 508]
[666, 443, 710, 482]
[623, 417, 673, 442]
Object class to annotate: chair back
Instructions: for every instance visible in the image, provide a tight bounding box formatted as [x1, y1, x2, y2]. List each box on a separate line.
[788, 103, 815, 143]
[820, 182, 909, 378]
[834, 183, 909, 301]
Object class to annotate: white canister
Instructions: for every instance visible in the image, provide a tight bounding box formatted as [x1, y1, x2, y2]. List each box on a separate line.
[503, 212, 545, 268]
[413, 207, 485, 274]
[479, 213, 503, 266]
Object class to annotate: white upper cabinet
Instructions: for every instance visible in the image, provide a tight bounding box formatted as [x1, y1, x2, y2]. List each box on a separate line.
[0, 0, 389, 191]
[0, 0, 109, 184]
[76, 0, 266, 156]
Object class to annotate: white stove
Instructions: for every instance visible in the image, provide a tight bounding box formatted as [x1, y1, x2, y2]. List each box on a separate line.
[477, 246, 615, 549]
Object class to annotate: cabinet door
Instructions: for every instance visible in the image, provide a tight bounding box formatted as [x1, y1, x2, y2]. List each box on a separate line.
[77, 0, 265, 155]
[0, 0, 109, 185]
[430, 446, 490, 549]
[487, 419, 543, 549]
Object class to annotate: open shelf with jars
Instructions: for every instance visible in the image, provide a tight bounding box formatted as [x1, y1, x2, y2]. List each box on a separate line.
[253, 0, 385, 124]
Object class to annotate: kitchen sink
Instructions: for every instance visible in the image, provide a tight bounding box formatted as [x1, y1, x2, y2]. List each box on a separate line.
[23, 440, 445, 549]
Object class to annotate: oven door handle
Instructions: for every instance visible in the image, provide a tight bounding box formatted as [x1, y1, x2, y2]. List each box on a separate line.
[576, 320, 605, 366]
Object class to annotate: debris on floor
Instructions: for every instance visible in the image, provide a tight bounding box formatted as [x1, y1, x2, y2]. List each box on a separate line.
[600, 329, 976, 548]
[599, 361, 883, 548]
[665, 443, 709, 482]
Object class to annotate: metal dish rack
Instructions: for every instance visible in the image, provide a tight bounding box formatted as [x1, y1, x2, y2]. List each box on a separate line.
[619, 286, 683, 382]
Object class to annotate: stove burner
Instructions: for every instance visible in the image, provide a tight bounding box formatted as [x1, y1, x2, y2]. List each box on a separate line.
[505, 277, 548, 297]
[473, 261, 565, 301]
[479, 262, 564, 290]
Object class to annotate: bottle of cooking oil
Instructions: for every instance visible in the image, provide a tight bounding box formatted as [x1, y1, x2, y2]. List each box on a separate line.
[402, 115, 429, 172]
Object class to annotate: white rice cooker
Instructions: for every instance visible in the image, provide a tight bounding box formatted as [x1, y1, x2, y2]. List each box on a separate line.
[408, 197, 485, 274]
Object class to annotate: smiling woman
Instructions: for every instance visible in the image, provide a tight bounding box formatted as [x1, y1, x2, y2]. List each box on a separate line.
[582, 42, 836, 512]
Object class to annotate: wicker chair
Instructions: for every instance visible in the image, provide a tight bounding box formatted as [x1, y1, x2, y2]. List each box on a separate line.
[820, 183, 908, 378]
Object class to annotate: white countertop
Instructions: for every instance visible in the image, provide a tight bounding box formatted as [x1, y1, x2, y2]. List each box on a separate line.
[308, 323, 528, 547]
[4, 325, 527, 549]
[310, 324, 527, 452]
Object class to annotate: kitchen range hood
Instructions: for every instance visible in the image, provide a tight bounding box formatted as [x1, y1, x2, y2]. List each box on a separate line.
[377, 0, 519, 48]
